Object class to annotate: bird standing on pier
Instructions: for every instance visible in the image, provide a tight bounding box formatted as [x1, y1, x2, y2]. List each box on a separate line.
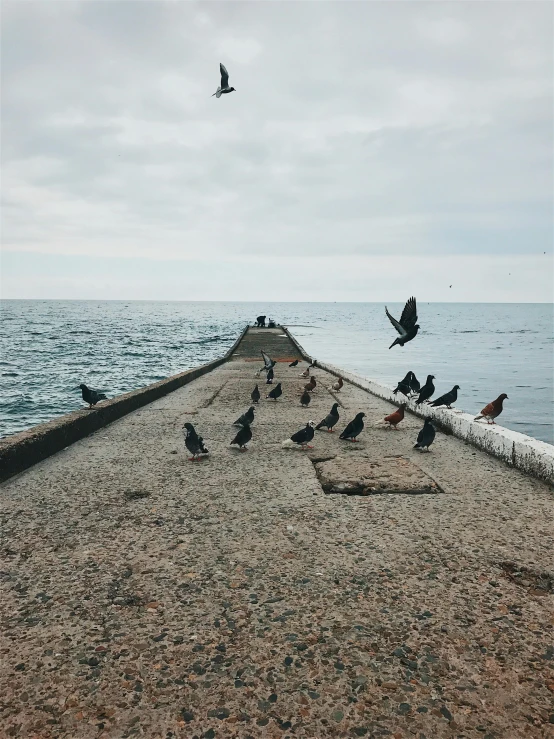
[289, 359, 299, 367]
[230, 423, 252, 451]
[393, 372, 412, 398]
[266, 367, 274, 384]
[233, 406, 255, 427]
[183, 423, 209, 461]
[415, 375, 435, 405]
[383, 404, 406, 429]
[316, 403, 340, 432]
[76, 384, 107, 409]
[303, 377, 316, 393]
[300, 367, 310, 378]
[414, 419, 436, 451]
[267, 383, 283, 401]
[283, 422, 316, 450]
[431, 385, 460, 409]
[339, 412, 365, 442]
[251, 384, 260, 404]
[212, 63, 236, 98]
[300, 390, 311, 407]
[330, 377, 343, 392]
[385, 297, 420, 349]
[409, 373, 421, 396]
[474, 394, 508, 424]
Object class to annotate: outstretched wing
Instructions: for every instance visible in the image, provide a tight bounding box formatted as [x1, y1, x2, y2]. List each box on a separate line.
[261, 350, 274, 370]
[385, 306, 407, 337]
[220, 63, 229, 88]
[399, 296, 417, 330]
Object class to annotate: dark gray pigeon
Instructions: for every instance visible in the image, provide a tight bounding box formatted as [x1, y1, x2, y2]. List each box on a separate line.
[393, 372, 412, 398]
[414, 419, 436, 451]
[230, 423, 252, 451]
[386, 297, 420, 349]
[266, 367, 274, 384]
[300, 390, 311, 407]
[267, 383, 282, 401]
[251, 384, 260, 404]
[283, 422, 315, 450]
[234, 406, 255, 427]
[431, 385, 460, 409]
[316, 403, 340, 432]
[183, 423, 209, 461]
[415, 375, 435, 405]
[289, 359, 299, 367]
[339, 412, 365, 441]
[409, 373, 421, 395]
[76, 383, 107, 409]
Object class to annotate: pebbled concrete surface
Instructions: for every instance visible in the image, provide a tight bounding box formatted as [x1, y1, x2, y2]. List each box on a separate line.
[1, 330, 553, 739]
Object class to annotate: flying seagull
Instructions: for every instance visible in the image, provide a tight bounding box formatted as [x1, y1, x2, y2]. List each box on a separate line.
[75, 383, 107, 409]
[385, 297, 420, 349]
[212, 63, 235, 98]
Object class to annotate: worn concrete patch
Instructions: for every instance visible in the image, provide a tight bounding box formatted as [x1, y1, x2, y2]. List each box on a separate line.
[314, 455, 443, 495]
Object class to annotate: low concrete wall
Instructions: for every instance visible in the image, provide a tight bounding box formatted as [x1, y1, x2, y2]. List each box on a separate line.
[0, 326, 248, 483]
[282, 327, 554, 485]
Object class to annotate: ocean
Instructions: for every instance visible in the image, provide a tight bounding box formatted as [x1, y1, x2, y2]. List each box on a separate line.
[1, 300, 552, 444]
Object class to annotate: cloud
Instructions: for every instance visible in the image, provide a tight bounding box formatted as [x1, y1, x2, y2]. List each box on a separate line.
[1, 0, 552, 300]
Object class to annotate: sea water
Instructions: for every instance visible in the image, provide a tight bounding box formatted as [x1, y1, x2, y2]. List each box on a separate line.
[1, 301, 552, 444]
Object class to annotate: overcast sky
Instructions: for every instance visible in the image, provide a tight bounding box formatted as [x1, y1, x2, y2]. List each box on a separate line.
[1, 1, 552, 301]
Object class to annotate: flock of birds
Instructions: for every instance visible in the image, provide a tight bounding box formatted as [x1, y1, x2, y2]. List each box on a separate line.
[76, 295, 509, 460]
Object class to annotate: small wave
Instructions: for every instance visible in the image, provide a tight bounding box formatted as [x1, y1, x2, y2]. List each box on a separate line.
[1, 372, 19, 377]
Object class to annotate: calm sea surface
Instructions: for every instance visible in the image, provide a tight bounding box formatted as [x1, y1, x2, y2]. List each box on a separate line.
[1, 301, 552, 444]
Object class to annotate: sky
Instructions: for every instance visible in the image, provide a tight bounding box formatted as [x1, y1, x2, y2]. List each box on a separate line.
[1, 0, 552, 302]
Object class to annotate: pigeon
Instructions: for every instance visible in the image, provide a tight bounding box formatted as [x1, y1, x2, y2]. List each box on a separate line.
[251, 384, 260, 404]
[234, 406, 255, 427]
[383, 404, 406, 429]
[393, 372, 412, 398]
[283, 422, 315, 450]
[330, 377, 343, 392]
[431, 385, 460, 409]
[259, 350, 276, 375]
[212, 63, 236, 98]
[289, 360, 299, 367]
[267, 383, 282, 401]
[183, 423, 209, 461]
[385, 297, 420, 349]
[230, 423, 252, 451]
[316, 403, 340, 432]
[415, 375, 435, 405]
[76, 383, 107, 409]
[303, 377, 316, 393]
[308, 360, 317, 369]
[339, 412, 365, 442]
[300, 390, 311, 407]
[300, 368, 310, 378]
[474, 394, 508, 424]
[409, 373, 421, 395]
[414, 419, 436, 451]
[266, 367, 274, 384]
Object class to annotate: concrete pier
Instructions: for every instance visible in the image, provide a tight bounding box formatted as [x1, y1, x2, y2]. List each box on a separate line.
[1, 327, 553, 738]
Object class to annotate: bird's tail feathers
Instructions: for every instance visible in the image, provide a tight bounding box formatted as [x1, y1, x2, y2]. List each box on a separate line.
[315, 421, 325, 430]
[282, 438, 295, 448]
[474, 414, 483, 421]
[389, 339, 399, 350]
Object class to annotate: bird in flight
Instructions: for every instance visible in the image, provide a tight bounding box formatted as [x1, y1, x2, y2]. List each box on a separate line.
[385, 296, 420, 349]
[212, 63, 236, 98]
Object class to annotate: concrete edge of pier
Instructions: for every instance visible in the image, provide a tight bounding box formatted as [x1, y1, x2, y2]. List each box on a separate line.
[0, 325, 249, 484]
[281, 326, 554, 485]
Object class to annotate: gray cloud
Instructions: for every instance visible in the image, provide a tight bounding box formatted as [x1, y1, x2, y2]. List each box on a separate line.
[1, 0, 552, 299]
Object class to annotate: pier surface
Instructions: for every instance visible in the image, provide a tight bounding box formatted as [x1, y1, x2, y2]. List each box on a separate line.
[1, 328, 553, 738]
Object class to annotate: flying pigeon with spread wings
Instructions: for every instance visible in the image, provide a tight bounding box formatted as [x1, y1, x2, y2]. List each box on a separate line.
[385, 297, 420, 349]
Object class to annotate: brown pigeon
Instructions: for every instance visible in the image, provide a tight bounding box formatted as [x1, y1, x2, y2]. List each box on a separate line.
[384, 404, 406, 429]
[474, 394, 508, 424]
[303, 376, 316, 393]
[330, 377, 343, 392]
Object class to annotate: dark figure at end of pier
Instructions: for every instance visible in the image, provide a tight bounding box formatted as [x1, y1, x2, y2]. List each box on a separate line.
[255, 315, 266, 327]
[268, 318, 276, 328]
[75, 383, 107, 409]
